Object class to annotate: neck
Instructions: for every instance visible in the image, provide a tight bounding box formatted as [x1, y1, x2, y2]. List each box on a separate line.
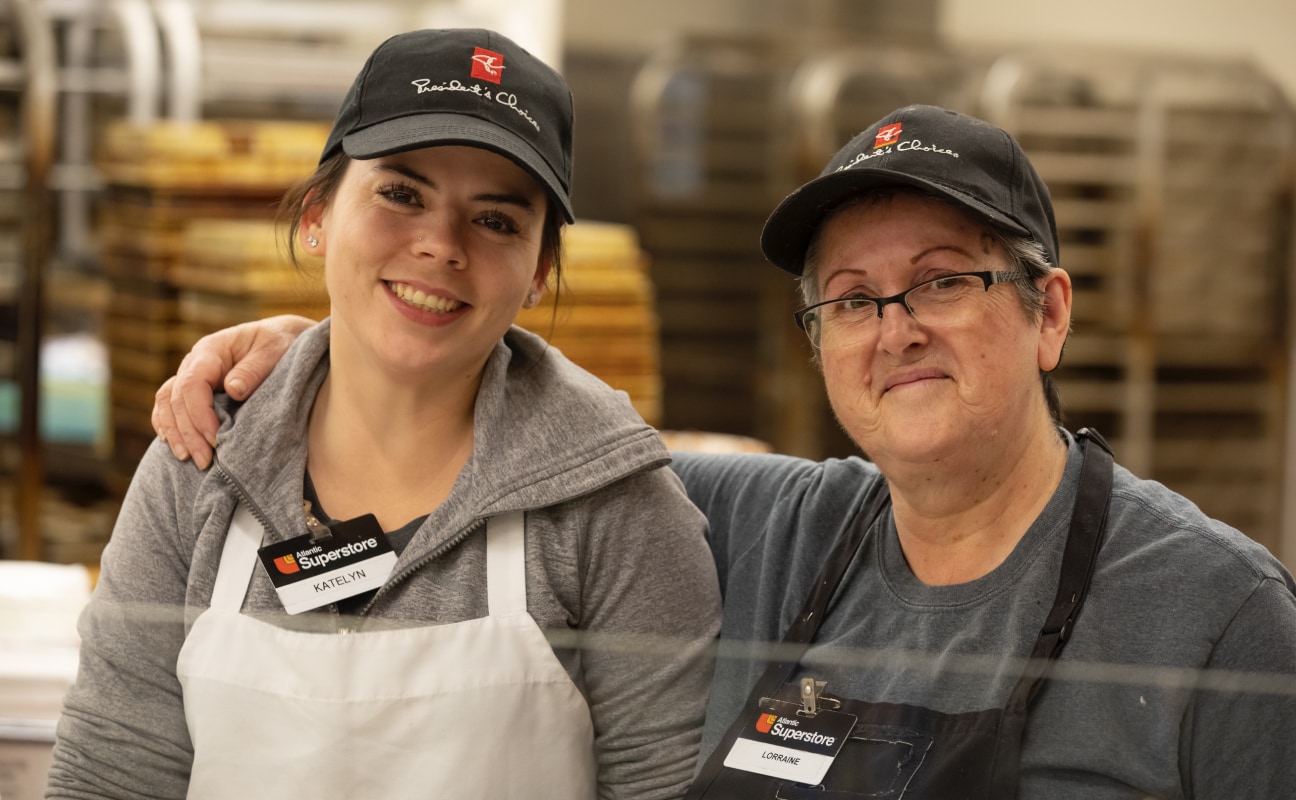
[306, 355, 483, 531]
[881, 419, 1068, 586]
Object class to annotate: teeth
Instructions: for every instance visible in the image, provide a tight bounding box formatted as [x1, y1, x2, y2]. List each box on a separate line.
[389, 282, 464, 314]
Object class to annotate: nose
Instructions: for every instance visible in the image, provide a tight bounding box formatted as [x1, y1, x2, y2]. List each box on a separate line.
[875, 301, 927, 355]
[414, 211, 466, 269]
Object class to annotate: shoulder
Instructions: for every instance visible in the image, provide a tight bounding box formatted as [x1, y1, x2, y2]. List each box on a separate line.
[1081, 461, 1296, 661]
[219, 320, 329, 431]
[572, 462, 704, 528]
[501, 325, 635, 410]
[670, 451, 882, 516]
[670, 452, 885, 582]
[1106, 462, 1292, 587]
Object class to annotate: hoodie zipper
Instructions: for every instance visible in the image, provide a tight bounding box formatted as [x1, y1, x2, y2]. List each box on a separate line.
[357, 516, 488, 615]
[214, 458, 358, 629]
[213, 457, 284, 543]
[217, 455, 492, 622]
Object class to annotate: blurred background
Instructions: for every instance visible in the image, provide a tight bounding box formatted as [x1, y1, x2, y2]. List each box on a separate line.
[0, 1, 1293, 795]
[0, 0, 1293, 562]
[2, 0, 1295, 568]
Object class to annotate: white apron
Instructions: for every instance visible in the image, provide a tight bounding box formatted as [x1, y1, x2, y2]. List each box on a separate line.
[176, 505, 597, 799]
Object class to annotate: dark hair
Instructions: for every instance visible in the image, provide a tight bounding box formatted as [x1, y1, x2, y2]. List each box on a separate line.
[799, 188, 1066, 425]
[277, 152, 566, 295]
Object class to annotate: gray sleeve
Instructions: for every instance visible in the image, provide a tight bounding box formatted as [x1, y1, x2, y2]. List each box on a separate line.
[46, 444, 199, 799]
[574, 467, 721, 800]
[1183, 576, 1296, 796]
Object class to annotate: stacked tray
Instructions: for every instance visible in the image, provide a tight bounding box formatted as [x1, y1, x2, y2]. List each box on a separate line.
[173, 219, 328, 343]
[97, 120, 329, 480]
[514, 221, 662, 427]
[629, 35, 801, 440]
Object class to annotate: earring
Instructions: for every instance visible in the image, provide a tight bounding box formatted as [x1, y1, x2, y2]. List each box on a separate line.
[525, 292, 539, 307]
[306, 235, 319, 247]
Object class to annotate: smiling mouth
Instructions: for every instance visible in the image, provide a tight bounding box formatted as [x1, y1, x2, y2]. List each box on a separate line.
[885, 374, 947, 393]
[388, 281, 465, 314]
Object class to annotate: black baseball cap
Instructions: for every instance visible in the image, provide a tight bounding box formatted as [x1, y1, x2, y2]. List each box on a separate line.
[321, 28, 575, 222]
[761, 104, 1058, 274]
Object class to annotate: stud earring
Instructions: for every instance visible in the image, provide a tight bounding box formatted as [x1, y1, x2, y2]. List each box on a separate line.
[525, 292, 540, 308]
[306, 235, 319, 247]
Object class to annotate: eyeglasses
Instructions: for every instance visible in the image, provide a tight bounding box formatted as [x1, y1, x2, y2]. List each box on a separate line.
[793, 270, 1027, 350]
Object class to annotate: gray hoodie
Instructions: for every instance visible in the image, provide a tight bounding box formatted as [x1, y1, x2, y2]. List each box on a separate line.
[47, 320, 721, 800]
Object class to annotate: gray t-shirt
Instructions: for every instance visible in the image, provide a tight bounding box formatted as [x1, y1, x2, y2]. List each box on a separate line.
[673, 431, 1296, 798]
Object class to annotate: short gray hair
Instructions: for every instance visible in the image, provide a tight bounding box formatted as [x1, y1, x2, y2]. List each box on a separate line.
[797, 189, 1065, 424]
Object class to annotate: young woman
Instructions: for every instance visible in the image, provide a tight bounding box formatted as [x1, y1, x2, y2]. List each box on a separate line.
[47, 29, 720, 800]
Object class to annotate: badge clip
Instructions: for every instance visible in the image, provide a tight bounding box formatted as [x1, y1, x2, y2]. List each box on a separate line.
[800, 677, 827, 716]
[303, 501, 333, 543]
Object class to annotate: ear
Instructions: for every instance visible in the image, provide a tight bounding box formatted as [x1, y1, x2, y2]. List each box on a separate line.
[1037, 268, 1072, 372]
[300, 190, 327, 254]
[527, 251, 553, 306]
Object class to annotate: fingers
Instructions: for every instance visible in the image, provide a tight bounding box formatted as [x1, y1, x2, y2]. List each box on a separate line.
[150, 315, 315, 469]
[152, 377, 192, 464]
[222, 315, 310, 399]
[152, 346, 224, 470]
[174, 367, 221, 470]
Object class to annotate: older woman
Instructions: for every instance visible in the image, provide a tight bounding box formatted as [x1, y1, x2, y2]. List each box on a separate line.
[48, 29, 719, 800]
[154, 106, 1296, 797]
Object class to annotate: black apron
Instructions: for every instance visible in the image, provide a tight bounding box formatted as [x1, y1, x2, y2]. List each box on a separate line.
[686, 430, 1114, 800]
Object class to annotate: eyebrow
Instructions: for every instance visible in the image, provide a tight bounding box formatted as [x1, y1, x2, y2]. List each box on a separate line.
[909, 244, 975, 263]
[373, 163, 538, 212]
[823, 244, 977, 291]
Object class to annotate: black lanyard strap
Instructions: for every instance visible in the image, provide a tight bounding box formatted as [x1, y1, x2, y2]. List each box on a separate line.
[686, 478, 891, 799]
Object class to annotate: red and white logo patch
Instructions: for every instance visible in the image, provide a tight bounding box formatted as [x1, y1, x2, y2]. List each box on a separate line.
[874, 122, 902, 149]
[471, 47, 505, 84]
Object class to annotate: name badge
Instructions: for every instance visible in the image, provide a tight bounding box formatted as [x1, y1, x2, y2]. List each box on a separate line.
[257, 514, 397, 615]
[723, 699, 856, 785]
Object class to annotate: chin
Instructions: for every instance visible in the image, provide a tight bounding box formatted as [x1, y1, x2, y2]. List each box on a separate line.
[843, 413, 963, 467]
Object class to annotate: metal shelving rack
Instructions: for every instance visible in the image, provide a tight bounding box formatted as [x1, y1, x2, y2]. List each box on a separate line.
[4, 0, 557, 560]
[5, 0, 57, 561]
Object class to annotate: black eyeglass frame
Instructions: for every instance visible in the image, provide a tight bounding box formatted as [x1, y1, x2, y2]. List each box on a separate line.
[793, 269, 1028, 337]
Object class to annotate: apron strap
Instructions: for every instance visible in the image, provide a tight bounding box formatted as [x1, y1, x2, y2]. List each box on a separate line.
[989, 429, 1114, 797]
[210, 503, 264, 613]
[685, 480, 892, 799]
[486, 511, 527, 617]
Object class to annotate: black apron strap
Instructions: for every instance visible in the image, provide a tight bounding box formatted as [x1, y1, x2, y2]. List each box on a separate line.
[685, 479, 892, 800]
[988, 428, 1114, 797]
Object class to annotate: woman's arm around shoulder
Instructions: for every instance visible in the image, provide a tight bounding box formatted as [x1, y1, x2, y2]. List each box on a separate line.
[153, 315, 314, 469]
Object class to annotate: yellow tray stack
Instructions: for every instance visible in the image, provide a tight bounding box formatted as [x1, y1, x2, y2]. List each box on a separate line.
[515, 221, 663, 427]
[173, 219, 328, 344]
[97, 120, 329, 481]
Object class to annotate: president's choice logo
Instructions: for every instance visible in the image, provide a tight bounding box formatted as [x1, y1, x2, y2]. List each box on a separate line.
[874, 122, 903, 149]
[471, 47, 505, 84]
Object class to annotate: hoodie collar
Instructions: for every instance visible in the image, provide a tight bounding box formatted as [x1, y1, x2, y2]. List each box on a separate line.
[213, 319, 668, 550]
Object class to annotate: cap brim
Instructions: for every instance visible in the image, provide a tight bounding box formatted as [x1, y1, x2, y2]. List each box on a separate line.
[760, 169, 1033, 275]
[343, 113, 575, 223]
